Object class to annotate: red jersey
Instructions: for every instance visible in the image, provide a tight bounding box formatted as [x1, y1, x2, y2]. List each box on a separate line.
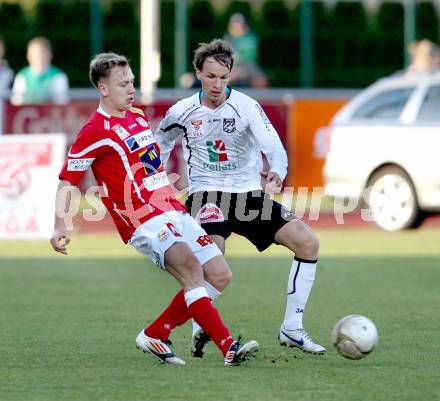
[59, 107, 186, 243]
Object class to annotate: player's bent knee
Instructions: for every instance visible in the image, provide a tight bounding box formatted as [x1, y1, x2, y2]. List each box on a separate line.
[276, 220, 319, 259]
[309, 232, 320, 256]
[203, 256, 232, 291]
[298, 231, 320, 260]
[213, 268, 232, 291]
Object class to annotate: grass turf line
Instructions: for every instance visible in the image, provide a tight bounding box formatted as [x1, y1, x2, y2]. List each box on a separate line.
[1, 229, 439, 401]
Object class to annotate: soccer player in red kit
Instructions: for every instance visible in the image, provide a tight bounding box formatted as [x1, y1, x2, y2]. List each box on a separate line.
[50, 52, 258, 366]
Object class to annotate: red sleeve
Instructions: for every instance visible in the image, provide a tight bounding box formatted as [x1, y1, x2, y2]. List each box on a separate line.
[59, 121, 104, 186]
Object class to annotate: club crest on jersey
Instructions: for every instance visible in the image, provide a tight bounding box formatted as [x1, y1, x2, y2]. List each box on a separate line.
[136, 117, 150, 128]
[191, 119, 203, 137]
[223, 118, 235, 133]
[158, 230, 168, 241]
[112, 124, 130, 140]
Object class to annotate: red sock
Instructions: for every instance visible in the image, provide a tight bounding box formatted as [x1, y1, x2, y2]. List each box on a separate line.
[145, 288, 235, 356]
[144, 289, 191, 339]
[188, 297, 234, 356]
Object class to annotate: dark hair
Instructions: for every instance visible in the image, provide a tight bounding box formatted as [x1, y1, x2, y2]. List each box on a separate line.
[193, 39, 234, 72]
[89, 52, 128, 87]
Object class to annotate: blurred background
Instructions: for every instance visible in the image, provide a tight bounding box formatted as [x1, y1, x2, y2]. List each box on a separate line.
[1, 0, 438, 88]
[1, 0, 439, 238]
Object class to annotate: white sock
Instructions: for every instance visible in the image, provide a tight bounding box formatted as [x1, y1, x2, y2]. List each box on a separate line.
[184, 287, 208, 307]
[283, 257, 317, 330]
[192, 281, 222, 336]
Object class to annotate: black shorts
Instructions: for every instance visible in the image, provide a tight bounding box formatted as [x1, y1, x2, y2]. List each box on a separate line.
[185, 190, 298, 252]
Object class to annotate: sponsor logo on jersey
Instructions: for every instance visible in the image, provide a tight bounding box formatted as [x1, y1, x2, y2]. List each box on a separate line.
[282, 209, 298, 221]
[206, 140, 228, 162]
[128, 123, 137, 129]
[139, 143, 163, 175]
[254, 104, 272, 131]
[153, 251, 162, 267]
[124, 130, 155, 153]
[112, 124, 130, 140]
[136, 117, 150, 128]
[196, 235, 214, 247]
[178, 103, 197, 121]
[191, 119, 203, 137]
[142, 171, 169, 191]
[139, 144, 169, 190]
[104, 120, 110, 130]
[223, 118, 236, 133]
[196, 203, 225, 224]
[67, 158, 95, 171]
[202, 162, 237, 172]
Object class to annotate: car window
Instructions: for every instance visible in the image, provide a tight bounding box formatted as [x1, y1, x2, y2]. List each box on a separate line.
[352, 87, 414, 119]
[417, 85, 440, 122]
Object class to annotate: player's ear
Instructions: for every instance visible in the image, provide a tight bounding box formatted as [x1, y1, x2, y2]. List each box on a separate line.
[195, 69, 202, 80]
[97, 81, 108, 97]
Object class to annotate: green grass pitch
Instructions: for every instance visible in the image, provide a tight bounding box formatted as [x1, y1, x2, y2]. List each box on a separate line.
[1, 228, 439, 401]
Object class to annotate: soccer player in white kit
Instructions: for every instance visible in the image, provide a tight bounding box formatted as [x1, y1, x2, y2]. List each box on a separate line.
[156, 39, 326, 356]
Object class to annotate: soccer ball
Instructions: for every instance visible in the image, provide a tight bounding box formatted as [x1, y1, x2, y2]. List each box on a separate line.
[332, 315, 378, 360]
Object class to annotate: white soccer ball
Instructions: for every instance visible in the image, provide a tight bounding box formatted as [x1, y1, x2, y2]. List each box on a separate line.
[332, 315, 378, 360]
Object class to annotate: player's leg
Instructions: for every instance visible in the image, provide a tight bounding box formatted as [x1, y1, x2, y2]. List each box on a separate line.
[274, 219, 325, 354]
[176, 215, 258, 365]
[137, 241, 253, 366]
[209, 234, 226, 254]
[232, 192, 325, 354]
[180, 212, 258, 364]
[142, 241, 204, 342]
[132, 211, 258, 365]
[190, 250, 230, 357]
[185, 192, 234, 356]
[131, 213, 198, 364]
[202, 234, 229, 288]
[275, 218, 319, 260]
[163, 243, 234, 354]
[185, 191, 231, 295]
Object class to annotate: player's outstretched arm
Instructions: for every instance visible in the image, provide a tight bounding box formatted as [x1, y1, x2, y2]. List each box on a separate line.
[50, 180, 76, 255]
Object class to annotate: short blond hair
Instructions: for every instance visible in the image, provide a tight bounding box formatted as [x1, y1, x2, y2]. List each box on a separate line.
[89, 52, 128, 87]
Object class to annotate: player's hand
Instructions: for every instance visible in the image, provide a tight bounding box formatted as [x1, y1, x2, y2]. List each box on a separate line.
[50, 229, 71, 255]
[261, 170, 282, 192]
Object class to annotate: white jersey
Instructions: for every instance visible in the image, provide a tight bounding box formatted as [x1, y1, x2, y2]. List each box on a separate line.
[156, 89, 288, 194]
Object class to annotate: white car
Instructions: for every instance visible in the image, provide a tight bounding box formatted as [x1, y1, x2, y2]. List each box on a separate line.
[323, 72, 440, 231]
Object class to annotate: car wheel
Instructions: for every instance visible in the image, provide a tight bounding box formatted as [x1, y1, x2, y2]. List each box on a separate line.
[365, 167, 423, 231]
